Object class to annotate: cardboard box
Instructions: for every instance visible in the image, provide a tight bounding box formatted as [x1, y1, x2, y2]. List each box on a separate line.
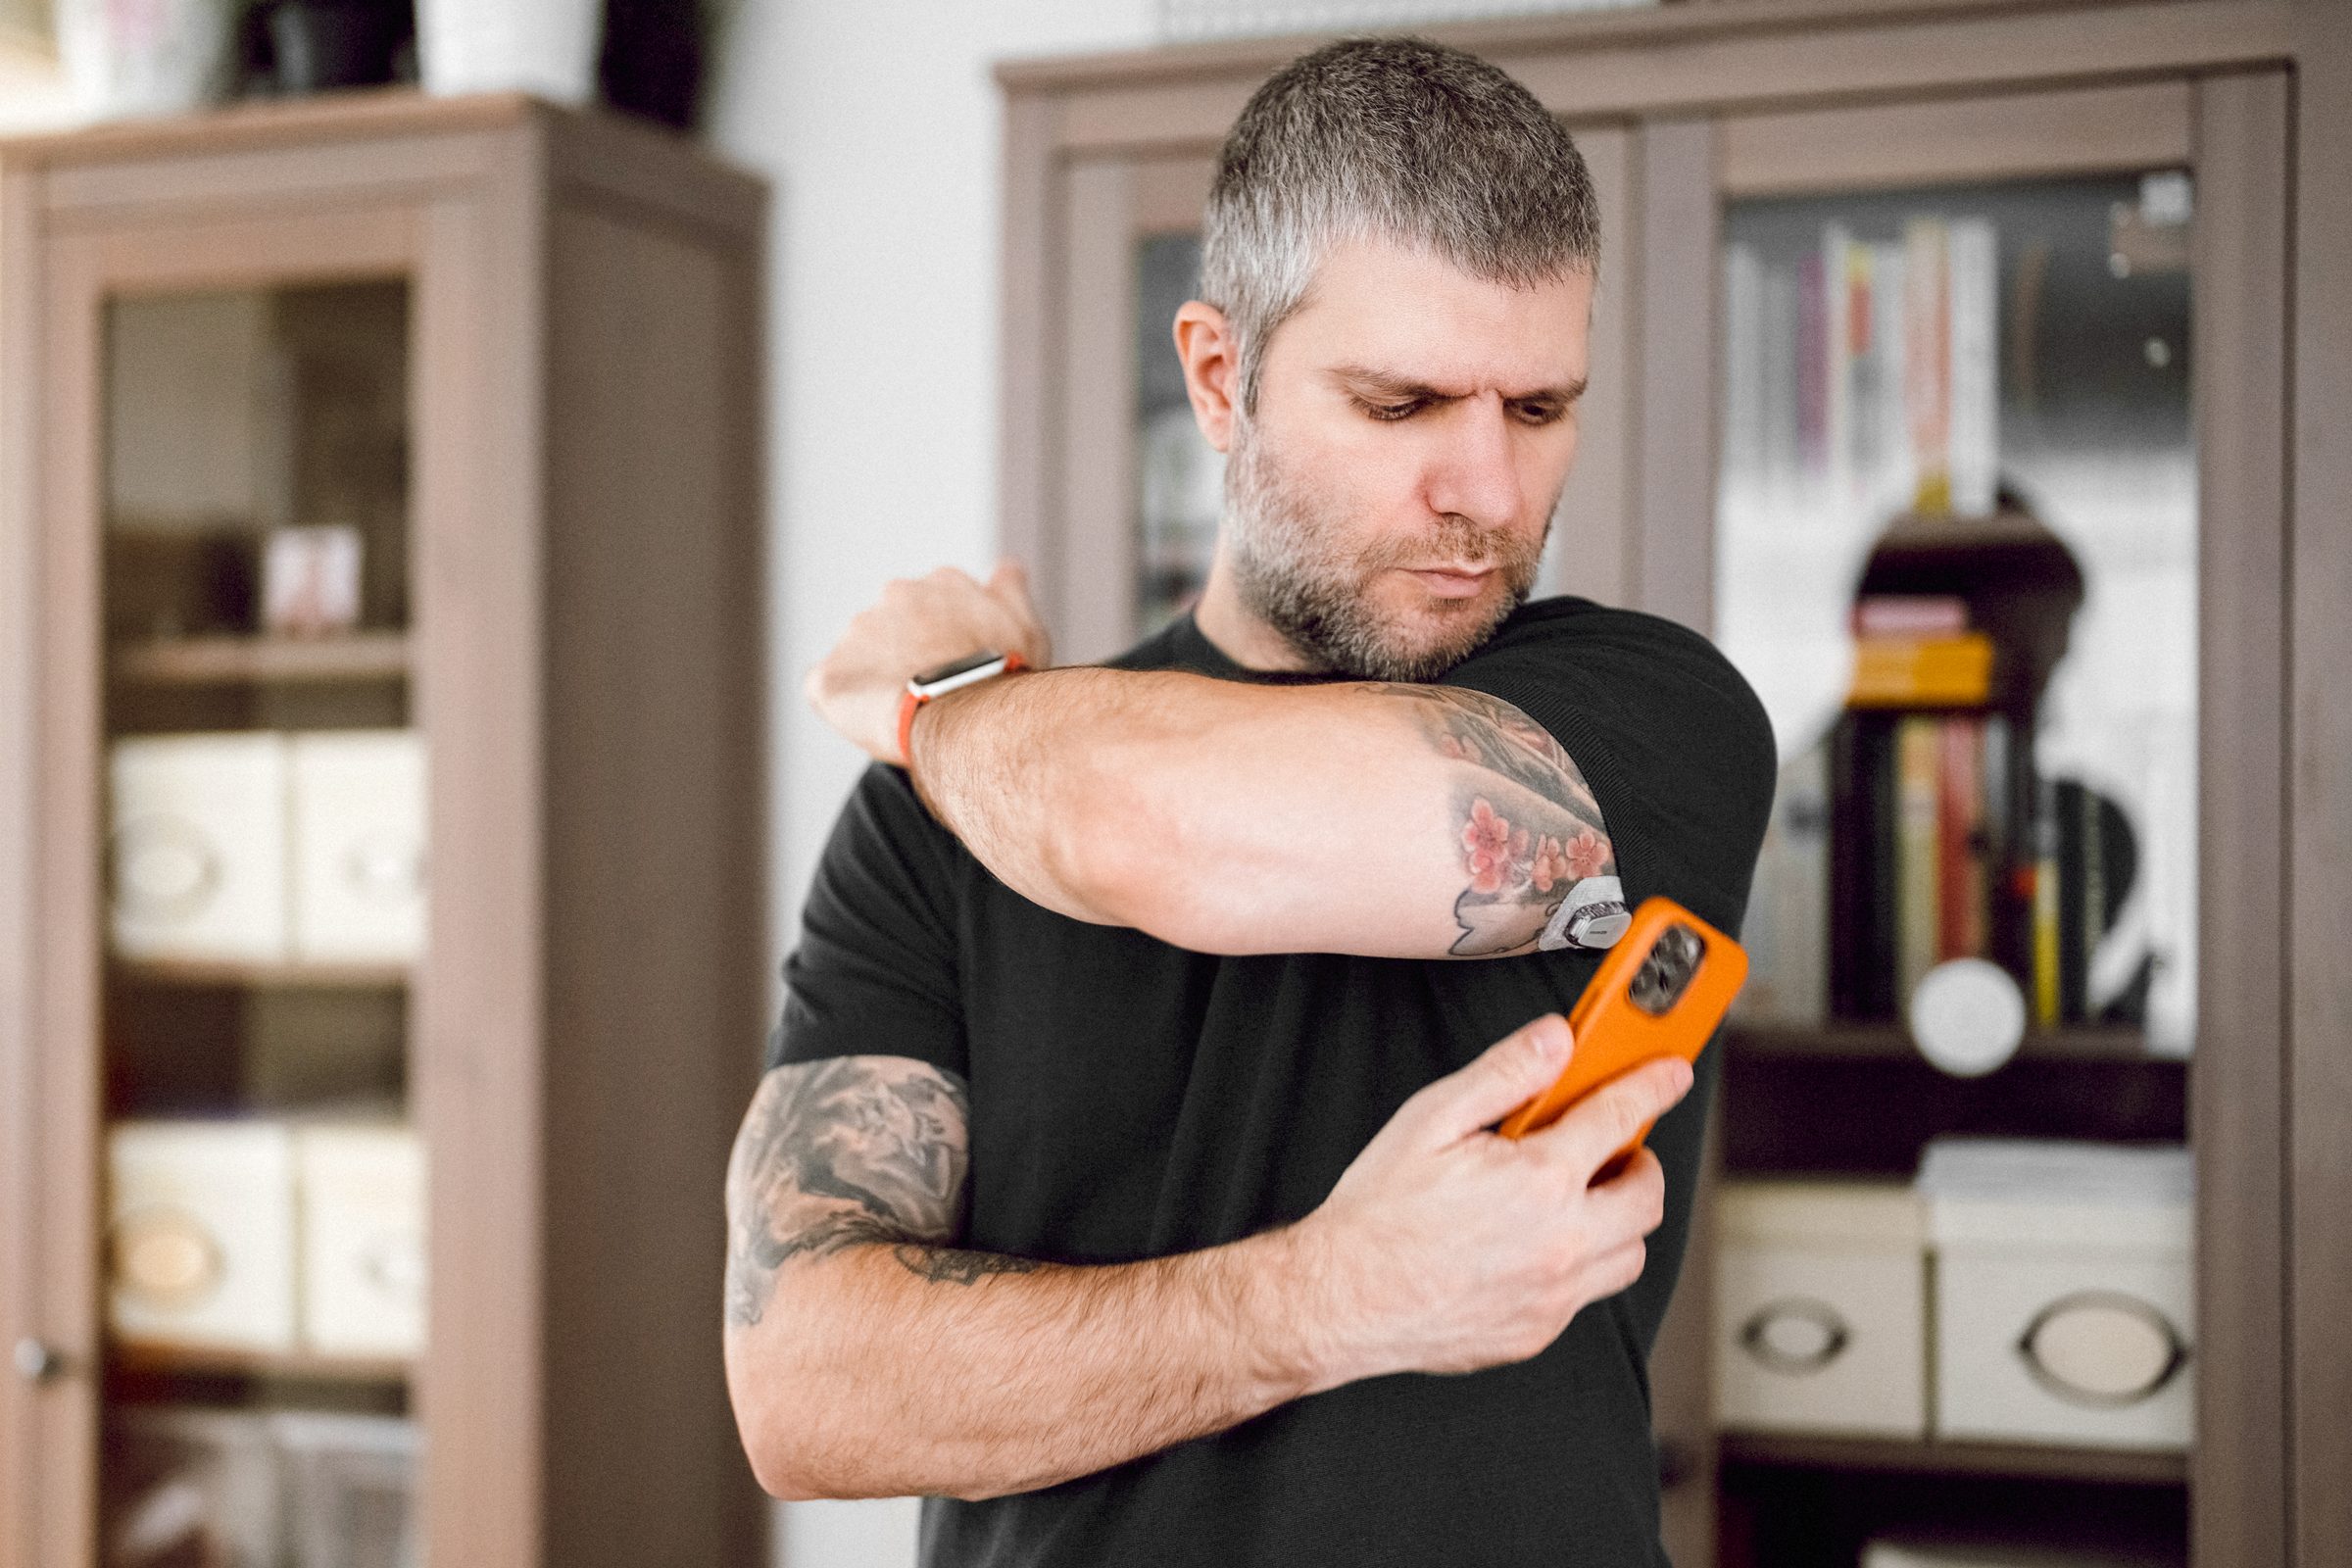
[297, 1123, 425, 1357]
[289, 730, 426, 963]
[1715, 1179, 1928, 1439]
[1923, 1141, 2193, 1450]
[110, 733, 290, 962]
[109, 1120, 298, 1353]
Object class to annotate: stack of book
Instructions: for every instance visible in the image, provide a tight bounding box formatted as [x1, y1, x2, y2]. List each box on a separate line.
[1830, 707, 2012, 1020]
[1722, 216, 1999, 517]
[1739, 593, 2132, 1032]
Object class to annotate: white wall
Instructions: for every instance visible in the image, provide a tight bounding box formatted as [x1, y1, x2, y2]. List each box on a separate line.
[704, 4, 1154, 1563]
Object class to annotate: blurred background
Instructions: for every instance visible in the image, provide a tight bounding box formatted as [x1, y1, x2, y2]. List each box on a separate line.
[0, 3, 2340, 1568]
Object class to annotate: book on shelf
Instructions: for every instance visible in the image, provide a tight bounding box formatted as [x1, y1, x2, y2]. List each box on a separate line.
[1849, 631, 1995, 707]
[1945, 218, 2000, 518]
[1826, 710, 2012, 1024]
[1736, 742, 1832, 1027]
[1936, 715, 1987, 961]
[1797, 248, 1829, 482]
[1896, 716, 1943, 1004]
[1904, 218, 1952, 515]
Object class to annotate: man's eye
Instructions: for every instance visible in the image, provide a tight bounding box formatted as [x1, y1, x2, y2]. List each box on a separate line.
[1354, 397, 1422, 421]
[1511, 401, 1567, 426]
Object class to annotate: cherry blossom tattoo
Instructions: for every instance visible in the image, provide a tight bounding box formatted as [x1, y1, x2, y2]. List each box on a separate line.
[1365, 684, 1619, 957]
[724, 1055, 1041, 1329]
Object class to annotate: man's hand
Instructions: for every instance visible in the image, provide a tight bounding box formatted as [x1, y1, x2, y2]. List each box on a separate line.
[1293, 1013, 1691, 1381]
[805, 562, 1054, 764]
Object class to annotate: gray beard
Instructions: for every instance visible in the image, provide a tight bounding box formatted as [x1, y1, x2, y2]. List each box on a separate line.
[1223, 421, 1544, 682]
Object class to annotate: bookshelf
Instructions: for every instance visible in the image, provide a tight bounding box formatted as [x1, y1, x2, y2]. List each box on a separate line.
[0, 92, 770, 1568]
[998, 7, 2344, 1567]
[110, 632, 413, 688]
[1718, 1432, 2189, 1489]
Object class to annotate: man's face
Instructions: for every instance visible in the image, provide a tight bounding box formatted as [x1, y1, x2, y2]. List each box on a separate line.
[1222, 237, 1593, 680]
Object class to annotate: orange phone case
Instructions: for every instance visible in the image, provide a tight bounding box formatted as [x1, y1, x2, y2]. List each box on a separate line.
[1494, 897, 1748, 1170]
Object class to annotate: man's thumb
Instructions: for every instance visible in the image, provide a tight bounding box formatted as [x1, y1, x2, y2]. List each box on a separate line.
[1416, 1014, 1573, 1142]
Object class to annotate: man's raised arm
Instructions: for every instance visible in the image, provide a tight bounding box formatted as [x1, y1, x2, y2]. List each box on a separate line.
[804, 565, 1618, 961]
[722, 1022, 1690, 1501]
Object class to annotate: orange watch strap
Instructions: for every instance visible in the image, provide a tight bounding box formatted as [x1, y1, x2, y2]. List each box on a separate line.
[898, 650, 1027, 772]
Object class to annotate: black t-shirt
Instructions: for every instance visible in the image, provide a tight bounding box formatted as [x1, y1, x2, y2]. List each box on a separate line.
[767, 596, 1777, 1568]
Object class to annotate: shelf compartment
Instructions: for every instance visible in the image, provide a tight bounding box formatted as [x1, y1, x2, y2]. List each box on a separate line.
[111, 1341, 411, 1387]
[110, 632, 412, 688]
[1721, 1430, 2186, 1487]
[111, 957, 411, 991]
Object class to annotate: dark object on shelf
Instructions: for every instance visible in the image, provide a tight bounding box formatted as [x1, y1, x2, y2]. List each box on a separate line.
[105, 531, 259, 641]
[600, 0, 708, 131]
[237, 0, 416, 98]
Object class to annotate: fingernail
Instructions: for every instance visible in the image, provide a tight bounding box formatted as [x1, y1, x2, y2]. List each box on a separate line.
[1533, 1016, 1571, 1059]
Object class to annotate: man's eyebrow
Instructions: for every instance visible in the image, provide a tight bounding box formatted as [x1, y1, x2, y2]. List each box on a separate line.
[1327, 365, 1589, 404]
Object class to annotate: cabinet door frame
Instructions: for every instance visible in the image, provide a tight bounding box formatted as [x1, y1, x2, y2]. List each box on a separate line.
[0, 165, 544, 1568]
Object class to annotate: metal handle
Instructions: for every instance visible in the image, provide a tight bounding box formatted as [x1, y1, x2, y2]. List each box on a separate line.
[12, 1338, 64, 1384]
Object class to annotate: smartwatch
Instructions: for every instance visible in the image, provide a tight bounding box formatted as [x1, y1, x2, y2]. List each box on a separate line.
[897, 649, 1030, 769]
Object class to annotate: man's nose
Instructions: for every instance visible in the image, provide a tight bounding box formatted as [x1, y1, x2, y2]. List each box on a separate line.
[1422, 398, 1524, 529]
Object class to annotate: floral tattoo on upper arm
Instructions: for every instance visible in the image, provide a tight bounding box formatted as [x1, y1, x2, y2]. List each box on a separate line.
[723, 1055, 1041, 1329]
[1366, 684, 1619, 957]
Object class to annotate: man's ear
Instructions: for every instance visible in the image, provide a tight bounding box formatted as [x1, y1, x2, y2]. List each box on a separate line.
[1172, 300, 1239, 454]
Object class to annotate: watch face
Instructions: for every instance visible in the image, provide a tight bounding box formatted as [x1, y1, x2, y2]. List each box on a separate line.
[910, 650, 1006, 689]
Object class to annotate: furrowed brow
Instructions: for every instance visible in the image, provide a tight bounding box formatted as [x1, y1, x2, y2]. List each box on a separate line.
[1328, 365, 1588, 404]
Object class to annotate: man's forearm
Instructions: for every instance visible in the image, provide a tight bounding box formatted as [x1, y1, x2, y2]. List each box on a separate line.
[908, 665, 1619, 959]
[726, 1225, 1337, 1501]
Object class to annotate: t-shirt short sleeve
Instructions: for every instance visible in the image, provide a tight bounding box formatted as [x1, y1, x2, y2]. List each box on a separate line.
[763, 762, 969, 1083]
[1439, 600, 1778, 942]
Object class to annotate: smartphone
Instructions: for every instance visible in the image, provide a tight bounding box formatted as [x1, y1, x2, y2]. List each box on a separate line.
[1495, 897, 1747, 1177]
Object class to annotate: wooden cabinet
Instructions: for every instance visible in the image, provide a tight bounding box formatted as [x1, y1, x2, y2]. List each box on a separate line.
[0, 92, 769, 1568]
[996, 3, 2348, 1564]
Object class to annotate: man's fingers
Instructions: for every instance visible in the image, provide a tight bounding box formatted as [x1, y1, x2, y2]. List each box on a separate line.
[988, 561, 1054, 666]
[1522, 1057, 1693, 1181]
[1396, 1015, 1574, 1148]
[1577, 1146, 1669, 1240]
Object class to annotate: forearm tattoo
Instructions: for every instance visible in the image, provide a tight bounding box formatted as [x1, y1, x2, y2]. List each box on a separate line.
[724, 1055, 1040, 1329]
[1366, 684, 1619, 957]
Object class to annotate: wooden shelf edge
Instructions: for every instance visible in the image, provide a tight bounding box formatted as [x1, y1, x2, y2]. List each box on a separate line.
[111, 1340, 413, 1386]
[1725, 1022, 2169, 1064]
[110, 630, 412, 687]
[111, 956, 412, 990]
[1719, 1428, 2189, 1486]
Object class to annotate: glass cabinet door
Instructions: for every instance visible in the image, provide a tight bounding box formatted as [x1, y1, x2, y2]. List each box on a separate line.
[98, 277, 425, 1568]
[1706, 128, 2219, 1567]
[1133, 231, 1224, 638]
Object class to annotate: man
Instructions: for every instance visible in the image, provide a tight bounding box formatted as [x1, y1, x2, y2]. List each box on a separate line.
[724, 36, 1775, 1568]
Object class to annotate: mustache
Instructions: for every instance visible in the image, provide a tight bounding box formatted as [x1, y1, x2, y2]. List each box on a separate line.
[1357, 516, 1542, 578]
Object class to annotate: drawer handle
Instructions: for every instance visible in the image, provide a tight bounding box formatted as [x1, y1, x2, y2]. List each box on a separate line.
[2015, 1290, 2190, 1408]
[1738, 1297, 1852, 1373]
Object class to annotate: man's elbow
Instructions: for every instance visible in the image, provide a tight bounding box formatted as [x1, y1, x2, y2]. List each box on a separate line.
[727, 1327, 843, 1501]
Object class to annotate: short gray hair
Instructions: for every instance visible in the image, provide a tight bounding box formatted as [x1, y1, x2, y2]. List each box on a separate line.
[1200, 36, 1599, 416]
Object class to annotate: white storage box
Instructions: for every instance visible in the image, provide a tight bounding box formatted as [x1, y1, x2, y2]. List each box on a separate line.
[297, 1123, 426, 1357]
[110, 733, 290, 962]
[109, 1120, 298, 1352]
[290, 730, 427, 963]
[1714, 1180, 1927, 1439]
[1923, 1140, 2193, 1450]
